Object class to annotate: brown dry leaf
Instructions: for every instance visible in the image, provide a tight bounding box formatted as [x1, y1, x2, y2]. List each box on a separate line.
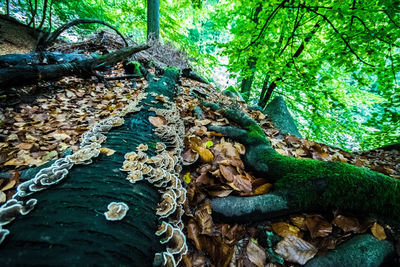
[219, 165, 236, 182]
[275, 235, 318, 265]
[332, 215, 360, 233]
[187, 218, 202, 250]
[272, 222, 300, 238]
[246, 239, 266, 267]
[306, 215, 332, 239]
[100, 147, 116, 156]
[148, 116, 167, 127]
[16, 143, 33, 150]
[371, 222, 386, 240]
[182, 149, 199, 166]
[195, 119, 212, 126]
[195, 202, 214, 235]
[1, 180, 16, 191]
[234, 142, 246, 155]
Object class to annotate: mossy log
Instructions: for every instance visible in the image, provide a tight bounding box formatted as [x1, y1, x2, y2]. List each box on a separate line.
[0, 69, 179, 266]
[203, 103, 400, 223]
[0, 45, 148, 88]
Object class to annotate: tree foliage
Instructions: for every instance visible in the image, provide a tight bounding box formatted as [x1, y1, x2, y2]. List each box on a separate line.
[211, 0, 400, 150]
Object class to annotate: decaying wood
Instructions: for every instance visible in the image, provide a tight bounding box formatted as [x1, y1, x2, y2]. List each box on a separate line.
[0, 45, 148, 88]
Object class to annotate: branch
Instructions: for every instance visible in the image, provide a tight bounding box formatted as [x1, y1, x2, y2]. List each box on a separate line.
[352, 15, 399, 47]
[37, 19, 129, 50]
[242, 0, 287, 51]
[384, 11, 400, 29]
[305, 7, 374, 67]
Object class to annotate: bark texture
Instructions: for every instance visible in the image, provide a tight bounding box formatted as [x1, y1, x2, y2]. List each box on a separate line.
[0, 69, 179, 266]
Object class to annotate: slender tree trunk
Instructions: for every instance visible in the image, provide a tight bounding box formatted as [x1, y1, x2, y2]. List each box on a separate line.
[38, 0, 48, 29]
[6, 0, 9, 16]
[147, 0, 160, 41]
[240, 56, 257, 101]
[240, 5, 263, 101]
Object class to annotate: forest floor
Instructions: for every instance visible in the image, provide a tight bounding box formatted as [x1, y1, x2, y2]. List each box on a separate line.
[0, 29, 400, 266]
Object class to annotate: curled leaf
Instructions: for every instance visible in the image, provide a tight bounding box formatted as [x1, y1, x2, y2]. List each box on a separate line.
[275, 235, 318, 265]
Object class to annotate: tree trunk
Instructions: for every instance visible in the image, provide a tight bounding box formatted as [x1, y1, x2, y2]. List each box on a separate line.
[0, 52, 91, 68]
[147, 0, 160, 41]
[0, 69, 180, 266]
[258, 22, 320, 108]
[6, 0, 9, 16]
[203, 103, 400, 223]
[0, 45, 148, 88]
[240, 56, 257, 101]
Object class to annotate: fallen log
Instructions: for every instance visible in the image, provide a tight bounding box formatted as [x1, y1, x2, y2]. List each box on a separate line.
[0, 68, 182, 266]
[0, 45, 148, 88]
[0, 52, 91, 68]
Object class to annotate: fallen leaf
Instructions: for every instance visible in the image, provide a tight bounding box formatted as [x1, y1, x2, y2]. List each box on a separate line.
[275, 235, 318, 265]
[306, 215, 332, 238]
[16, 143, 33, 150]
[195, 202, 213, 235]
[100, 147, 116, 156]
[1, 180, 16, 191]
[183, 172, 192, 184]
[252, 183, 272, 195]
[194, 146, 214, 163]
[272, 222, 300, 238]
[290, 216, 307, 231]
[182, 149, 199, 165]
[148, 116, 167, 127]
[246, 239, 267, 267]
[332, 215, 360, 233]
[205, 140, 214, 148]
[371, 222, 386, 240]
[0, 191, 6, 203]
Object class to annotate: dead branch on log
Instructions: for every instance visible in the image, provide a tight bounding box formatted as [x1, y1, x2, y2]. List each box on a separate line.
[0, 45, 148, 88]
[36, 19, 129, 50]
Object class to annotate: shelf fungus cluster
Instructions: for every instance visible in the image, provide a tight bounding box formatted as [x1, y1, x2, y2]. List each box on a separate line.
[121, 102, 187, 266]
[0, 92, 147, 245]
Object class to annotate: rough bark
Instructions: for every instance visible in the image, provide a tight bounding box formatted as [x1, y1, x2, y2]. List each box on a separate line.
[0, 45, 148, 88]
[0, 69, 180, 266]
[203, 102, 400, 223]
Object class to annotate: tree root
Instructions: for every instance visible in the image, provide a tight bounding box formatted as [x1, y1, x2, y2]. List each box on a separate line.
[202, 101, 400, 222]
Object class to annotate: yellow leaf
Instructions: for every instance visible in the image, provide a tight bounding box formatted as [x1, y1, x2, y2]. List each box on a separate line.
[272, 222, 300, 238]
[371, 222, 386, 240]
[100, 147, 116, 156]
[183, 172, 191, 184]
[195, 146, 214, 163]
[253, 183, 272, 195]
[1, 180, 16, 191]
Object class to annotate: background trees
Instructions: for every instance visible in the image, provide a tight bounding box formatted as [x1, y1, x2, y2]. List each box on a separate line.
[211, 0, 399, 150]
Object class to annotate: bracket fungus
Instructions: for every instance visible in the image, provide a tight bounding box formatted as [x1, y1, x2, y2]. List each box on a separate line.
[0, 94, 146, 244]
[104, 202, 129, 221]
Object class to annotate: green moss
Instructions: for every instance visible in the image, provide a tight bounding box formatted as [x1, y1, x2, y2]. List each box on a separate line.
[265, 152, 400, 220]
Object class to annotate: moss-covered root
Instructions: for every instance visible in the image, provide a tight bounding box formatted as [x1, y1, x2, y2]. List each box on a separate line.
[204, 102, 400, 221]
[305, 234, 394, 267]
